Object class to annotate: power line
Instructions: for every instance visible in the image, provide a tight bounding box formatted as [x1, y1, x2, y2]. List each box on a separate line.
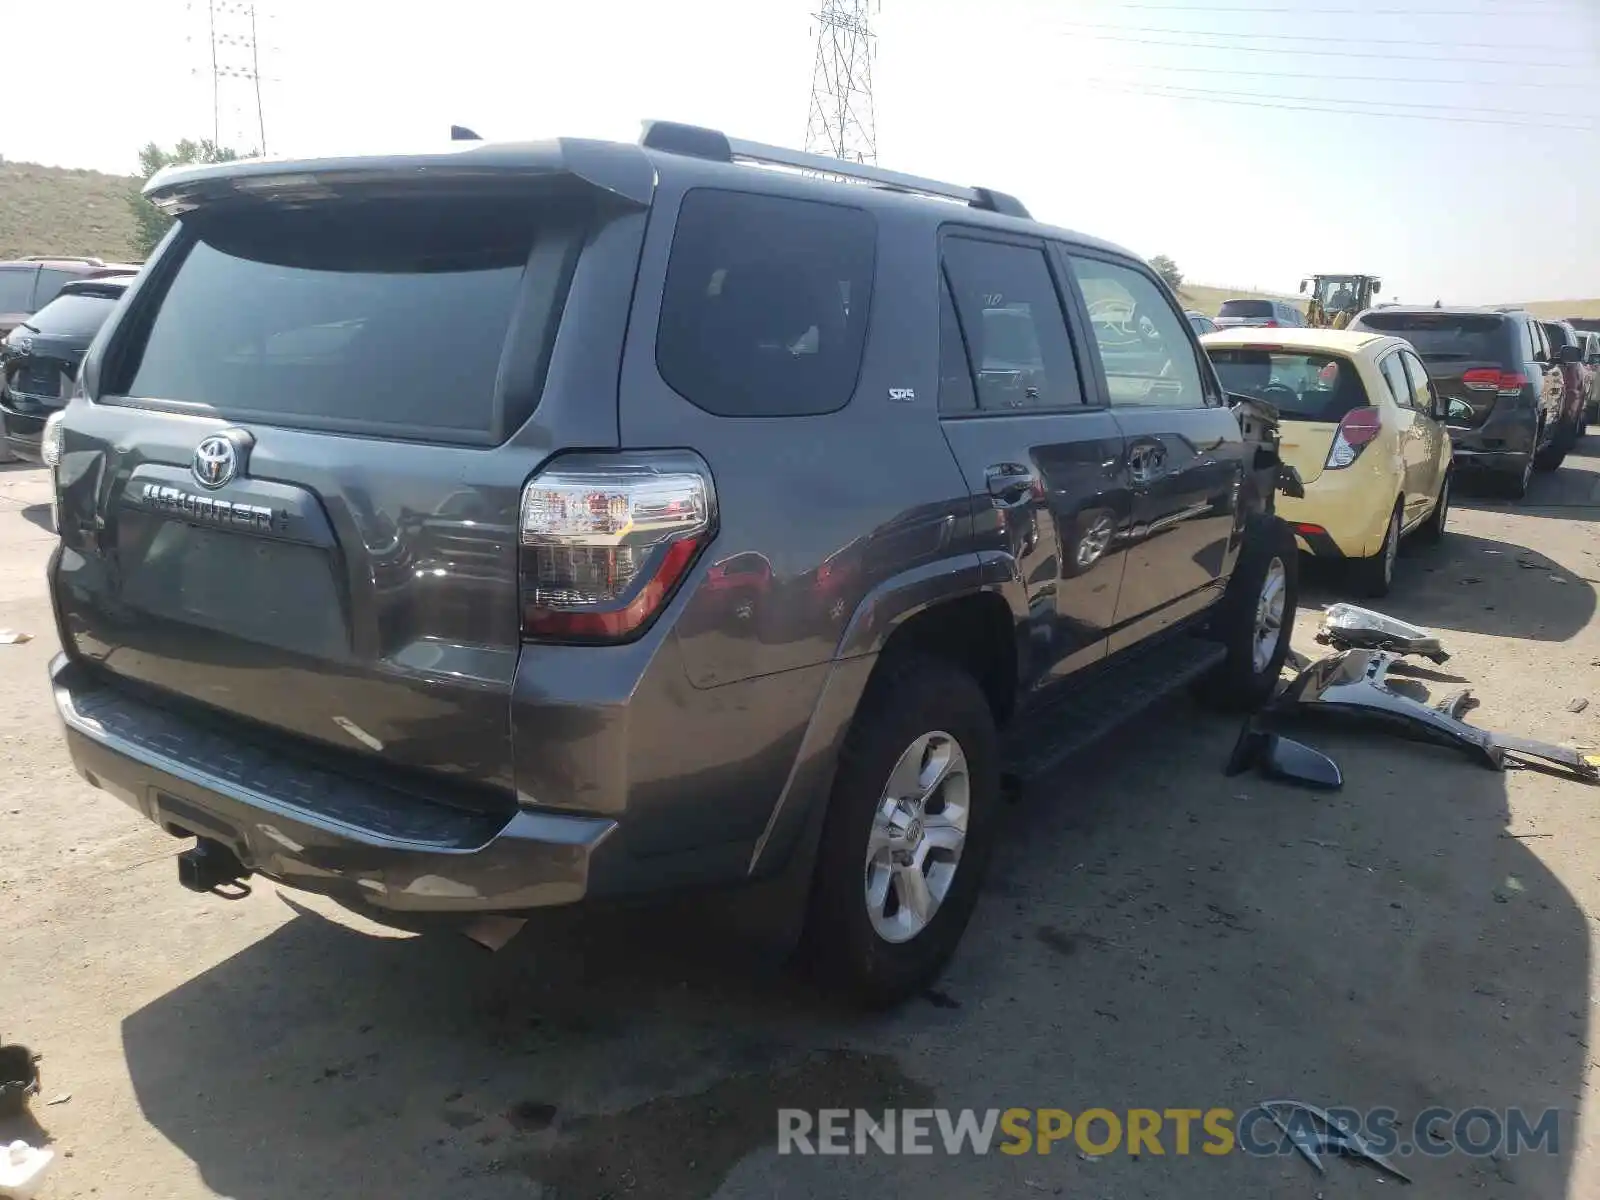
[1061, 18, 1591, 54]
[1141, 60, 1593, 88]
[1085, 76, 1593, 121]
[1089, 78, 1593, 129]
[1091, 3, 1583, 13]
[1062, 27, 1594, 67]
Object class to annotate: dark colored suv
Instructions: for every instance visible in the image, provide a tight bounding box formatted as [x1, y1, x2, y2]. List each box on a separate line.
[43, 122, 1299, 1004]
[1350, 306, 1568, 497]
[1214, 298, 1304, 329]
[1, 274, 135, 461]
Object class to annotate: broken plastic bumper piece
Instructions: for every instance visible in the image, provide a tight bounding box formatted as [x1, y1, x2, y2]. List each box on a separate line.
[1271, 649, 1599, 783]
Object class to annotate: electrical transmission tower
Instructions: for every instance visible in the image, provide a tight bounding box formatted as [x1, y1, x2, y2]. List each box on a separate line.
[191, 0, 269, 154]
[805, 1, 878, 164]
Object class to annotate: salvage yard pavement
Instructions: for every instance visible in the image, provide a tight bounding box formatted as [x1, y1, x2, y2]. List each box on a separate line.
[3, 448, 1600, 1200]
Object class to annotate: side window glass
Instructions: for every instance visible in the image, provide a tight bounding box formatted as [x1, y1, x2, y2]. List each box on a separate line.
[1400, 351, 1432, 412]
[1069, 255, 1207, 407]
[657, 189, 876, 417]
[941, 237, 1082, 411]
[1532, 323, 1549, 362]
[1378, 353, 1411, 407]
[34, 268, 78, 308]
[0, 267, 36, 313]
[937, 276, 976, 413]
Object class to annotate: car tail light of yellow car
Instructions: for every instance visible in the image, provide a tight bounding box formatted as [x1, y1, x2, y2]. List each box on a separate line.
[1326, 407, 1382, 470]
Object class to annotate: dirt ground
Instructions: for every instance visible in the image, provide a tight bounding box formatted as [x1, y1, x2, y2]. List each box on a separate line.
[3, 447, 1599, 1200]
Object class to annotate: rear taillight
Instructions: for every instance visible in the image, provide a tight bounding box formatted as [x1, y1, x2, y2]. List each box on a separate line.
[1461, 369, 1527, 396]
[40, 410, 65, 468]
[1325, 406, 1381, 470]
[518, 453, 715, 643]
[1263, 320, 1280, 328]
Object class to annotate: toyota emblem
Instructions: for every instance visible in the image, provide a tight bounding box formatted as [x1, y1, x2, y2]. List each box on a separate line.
[192, 435, 239, 489]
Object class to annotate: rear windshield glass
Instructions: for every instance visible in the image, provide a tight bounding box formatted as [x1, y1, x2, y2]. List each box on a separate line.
[1218, 300, 1272, 318]
[1356, 312, 1504, 361]
[1209, 349, 1371, 423]
[657, 189, 875, 417]
[114, 196, 564, 440]
[0, 268, 34, 312]
[28, 293, 119, 339]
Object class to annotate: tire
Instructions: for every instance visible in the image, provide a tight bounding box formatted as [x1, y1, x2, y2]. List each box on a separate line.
[1499, 451, 1534, 500]
[1351, 503, 1402, 599]
[805, 655, 999, 1007]
[1199, 514, 1299, 711]
[1534, 415, 1568, 472]
[1418, 469, 1450, 544]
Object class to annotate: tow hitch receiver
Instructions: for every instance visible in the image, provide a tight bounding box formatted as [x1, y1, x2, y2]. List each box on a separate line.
[177, 838, 251, 893]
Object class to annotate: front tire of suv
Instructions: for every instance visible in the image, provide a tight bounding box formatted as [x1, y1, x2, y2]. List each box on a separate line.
[806, 655, 999, 1008]
[1199, 514, 1299, 711]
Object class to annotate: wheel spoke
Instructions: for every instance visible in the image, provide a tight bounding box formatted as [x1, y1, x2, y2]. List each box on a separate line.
[884, 741, 927, 804]
[895, 865, 934, 924]
[922, 818, 966, 854]
[916, 741, 957, 807]
[865, 862, 891, 913]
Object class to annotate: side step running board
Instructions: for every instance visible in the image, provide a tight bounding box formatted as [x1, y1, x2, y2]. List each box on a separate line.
[1001, 636, 1227, 784]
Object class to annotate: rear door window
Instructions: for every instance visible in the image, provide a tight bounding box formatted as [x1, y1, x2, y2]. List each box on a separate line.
[941, 236, 1082, 411]
[657, 189, 875, 417]
[1399, 350, 1434, 412]
[1378, 352, 1412, 408]
[1069, 255, 1206, 408]
[0, 267, 38, 312]
[34, 268, 81, 308]
[111, 195, 579, 442]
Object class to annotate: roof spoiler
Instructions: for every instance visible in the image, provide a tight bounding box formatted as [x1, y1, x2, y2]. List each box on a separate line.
[639, 119, 1030, 219]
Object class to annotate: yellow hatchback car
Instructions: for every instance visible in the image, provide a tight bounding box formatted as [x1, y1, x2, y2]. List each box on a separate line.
[1201, 328, 1452, 597]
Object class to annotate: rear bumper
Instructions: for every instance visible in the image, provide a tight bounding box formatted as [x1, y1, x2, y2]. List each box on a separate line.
[1275, 471, 1397, 559]
[1447, 403, 1537, 468]
[50, 654, 618, 912]
[0, 405, 45, 462]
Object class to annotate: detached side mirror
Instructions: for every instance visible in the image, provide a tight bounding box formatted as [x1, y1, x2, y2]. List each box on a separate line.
[1559, 343, 1583, 365]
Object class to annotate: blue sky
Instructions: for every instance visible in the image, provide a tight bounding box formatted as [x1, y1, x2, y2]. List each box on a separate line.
[6, 0, 1596, 302]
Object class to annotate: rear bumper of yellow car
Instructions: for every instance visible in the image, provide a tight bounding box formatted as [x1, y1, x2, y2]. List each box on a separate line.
[1275, 465, 1399, 560]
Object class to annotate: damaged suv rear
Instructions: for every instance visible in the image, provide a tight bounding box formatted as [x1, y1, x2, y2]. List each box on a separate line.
[46, 127, 1298, 1003]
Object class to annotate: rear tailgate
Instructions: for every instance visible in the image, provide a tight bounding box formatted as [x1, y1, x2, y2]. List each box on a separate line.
[52, 148, 649, 812]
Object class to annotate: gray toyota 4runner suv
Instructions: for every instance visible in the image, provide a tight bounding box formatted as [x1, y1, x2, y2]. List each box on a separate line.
[44, 121, 1299, 1005]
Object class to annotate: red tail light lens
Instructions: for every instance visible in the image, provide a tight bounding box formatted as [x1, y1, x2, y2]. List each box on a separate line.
[1461, 369, 1527, 396]
[518, 454, 715, 643]
[1325, 406, 1382, 469]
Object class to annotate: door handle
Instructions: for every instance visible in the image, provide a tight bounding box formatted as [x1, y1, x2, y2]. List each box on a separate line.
[985, 463, 1037, 505]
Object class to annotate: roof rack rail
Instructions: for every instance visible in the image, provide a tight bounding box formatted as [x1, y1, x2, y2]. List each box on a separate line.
[21, 255, 104, 266]
[639, 120, 1030, 219]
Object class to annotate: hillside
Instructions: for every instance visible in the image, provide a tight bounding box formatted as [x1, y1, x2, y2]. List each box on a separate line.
[1517, 299, 1600, 320]
[1178, 283, 1304, 318]
[0, 160, 140, 262]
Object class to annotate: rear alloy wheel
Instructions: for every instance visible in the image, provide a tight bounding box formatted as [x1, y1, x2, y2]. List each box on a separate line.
[1353, 505, 1401, 598]
[1502, 450, 1534, 500]
[1418, 472, 1450, 544]
[807, 655, 999, 1007]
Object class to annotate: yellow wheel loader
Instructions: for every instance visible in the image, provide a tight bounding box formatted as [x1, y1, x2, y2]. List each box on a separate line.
[1300, 274, 1382, 330]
